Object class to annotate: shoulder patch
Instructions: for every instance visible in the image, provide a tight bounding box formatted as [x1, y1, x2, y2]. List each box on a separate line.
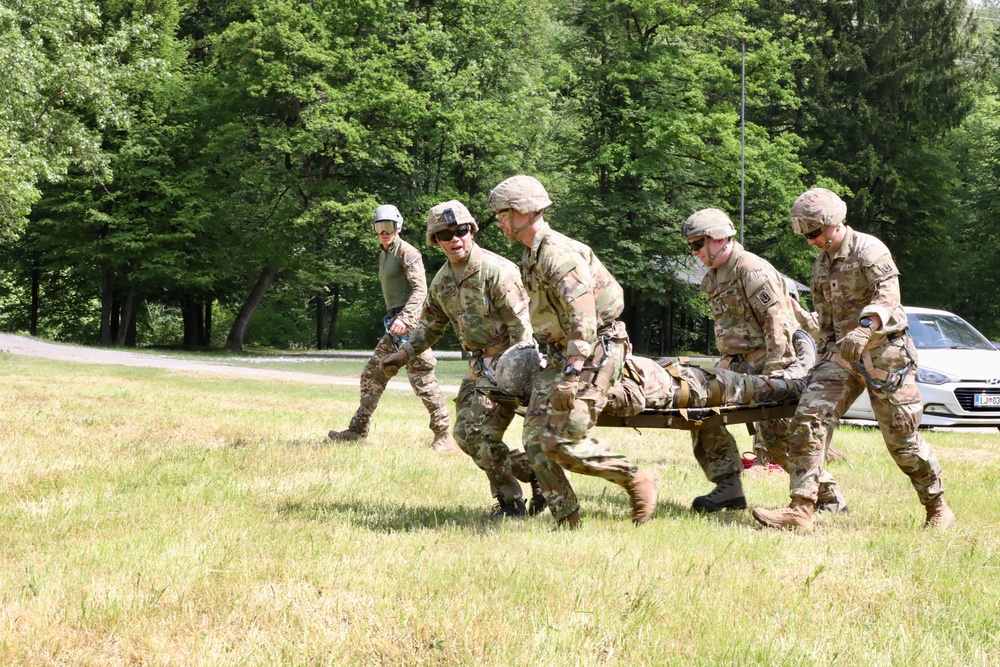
[754, 288, 776, 308]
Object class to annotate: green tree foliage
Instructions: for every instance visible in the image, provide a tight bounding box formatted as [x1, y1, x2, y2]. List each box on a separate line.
[551, 0, 811, 351]
[0, 0, 148, 231]
[944, 2, 1000, 337]
[788, 0, 981, 303]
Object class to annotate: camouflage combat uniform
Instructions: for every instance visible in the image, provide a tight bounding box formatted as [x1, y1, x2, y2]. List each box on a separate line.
[787, 227, 944, 504]
[346, 236, 450, 439]
[696, 243, 827, 484]
[520, 222, 638, 521]
[403, 244, 536, 502]
[606, 355, 807, 416]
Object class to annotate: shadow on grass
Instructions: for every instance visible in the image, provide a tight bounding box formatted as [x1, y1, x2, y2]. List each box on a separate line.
[276, 498, 545, 533]
[275, 491, 697, 532]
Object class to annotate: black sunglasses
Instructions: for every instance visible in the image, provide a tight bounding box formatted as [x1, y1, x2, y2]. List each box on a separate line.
[435, 225, 472, 242]
[688, 237, 707, 252]
[803, 227, 824, 240]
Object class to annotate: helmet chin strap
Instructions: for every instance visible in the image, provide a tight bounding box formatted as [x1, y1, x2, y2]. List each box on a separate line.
[510, 210, 543, 236]
[707, 238, 731, 264]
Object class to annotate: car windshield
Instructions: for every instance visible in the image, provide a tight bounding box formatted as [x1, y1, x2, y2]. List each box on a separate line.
[908, 312, 995, 350]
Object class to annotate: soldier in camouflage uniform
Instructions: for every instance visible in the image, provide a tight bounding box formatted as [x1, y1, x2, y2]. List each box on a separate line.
[328, 204, 451, 451]
[489, 175, 659, 529]
[681, 208, 847, 514]
[606, 356, 807, 414]
[752, 188, 955, 531]
[379, 200, 546, 518]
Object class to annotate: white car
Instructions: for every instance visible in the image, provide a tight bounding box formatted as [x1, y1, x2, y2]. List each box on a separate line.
[844, 306, 1000, 428]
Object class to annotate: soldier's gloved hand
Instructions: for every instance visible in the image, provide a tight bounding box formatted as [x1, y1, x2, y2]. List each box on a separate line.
[380, 349, 409, 378]
[767, 368, 789, 380]
[550, 374, 580, 412]
[839, 327, 873, 364]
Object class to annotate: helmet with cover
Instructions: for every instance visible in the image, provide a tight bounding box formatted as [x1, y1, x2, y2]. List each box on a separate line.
[681, 208, 736, 241]
[425, 200, 479, 246]
[491, 342, 543, 403]
[487, 175, 552, 214]
[373, 204, 404, 234]
[790, 188, 847, 235]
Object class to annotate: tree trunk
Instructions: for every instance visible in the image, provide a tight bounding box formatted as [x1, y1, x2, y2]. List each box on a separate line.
[315, 292, 326, 350]
[225, 265, 280, 352]
[116, 276, 137, 347]
[100, 270, 115, 345]
[182, 297, 203, 348]
[30, 262, 40, 337]
[325, 284, 340, 349]
[203, 301, 212, 346]
[110, 298, 122, 344]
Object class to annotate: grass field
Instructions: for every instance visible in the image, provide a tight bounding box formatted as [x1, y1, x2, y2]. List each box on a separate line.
[2, 352, 999, 665]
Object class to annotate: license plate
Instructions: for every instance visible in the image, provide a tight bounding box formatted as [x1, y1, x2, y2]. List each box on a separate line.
[974, 394, 1000, 407]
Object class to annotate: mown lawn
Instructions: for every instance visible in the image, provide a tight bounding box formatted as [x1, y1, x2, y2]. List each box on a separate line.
[1, 353, 998, 666]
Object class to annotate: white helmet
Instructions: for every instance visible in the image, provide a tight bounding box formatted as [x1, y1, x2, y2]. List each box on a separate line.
[374, 204, 404, 231]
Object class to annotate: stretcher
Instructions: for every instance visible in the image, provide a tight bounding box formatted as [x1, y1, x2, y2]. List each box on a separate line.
[595, 400, 799, 431]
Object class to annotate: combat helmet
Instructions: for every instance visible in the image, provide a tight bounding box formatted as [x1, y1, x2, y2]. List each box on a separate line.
[492, 342, 543, 403]
[487, 175, 552, 214]
[681, 208, 736, 240]
[425, 200, 479, 246]
[374, 204, 404, 232]
[790, 188, 847, 235]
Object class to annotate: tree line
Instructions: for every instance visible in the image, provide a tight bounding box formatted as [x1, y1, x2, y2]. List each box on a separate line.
[2, 0, 999, 353]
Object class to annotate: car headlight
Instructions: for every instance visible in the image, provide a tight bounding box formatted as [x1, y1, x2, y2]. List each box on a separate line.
[916, 367, 959, 385]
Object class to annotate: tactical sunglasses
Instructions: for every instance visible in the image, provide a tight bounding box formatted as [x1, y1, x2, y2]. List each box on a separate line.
[688, 237, 707, 252]
[435, 225, 472, 242]
[373, 221, 397, 235]
[803, 227, 824, 240]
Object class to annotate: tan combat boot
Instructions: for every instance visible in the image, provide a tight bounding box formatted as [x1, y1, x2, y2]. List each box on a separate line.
[924, 497, 956, 529]
[625, 469, 660, 525]
[430, 426, 454, 452]
[751, 497, 815, 531]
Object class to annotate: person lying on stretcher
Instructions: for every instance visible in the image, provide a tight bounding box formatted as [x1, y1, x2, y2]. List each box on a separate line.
[486, 329, 816, 415]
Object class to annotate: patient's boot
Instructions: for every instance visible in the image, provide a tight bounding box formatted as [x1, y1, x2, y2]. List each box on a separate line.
[692, 473, 746, 512]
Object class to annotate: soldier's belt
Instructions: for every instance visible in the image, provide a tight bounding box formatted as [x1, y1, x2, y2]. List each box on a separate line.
[469, 344, 505, 358]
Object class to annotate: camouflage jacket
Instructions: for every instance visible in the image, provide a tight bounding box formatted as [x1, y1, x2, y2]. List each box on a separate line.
[812, 226, 907, 357]
[378, 236, 427, 329]
[701, 243, 797, 372]
[404, 244, 533, 359]
[521, 222, 624, 358]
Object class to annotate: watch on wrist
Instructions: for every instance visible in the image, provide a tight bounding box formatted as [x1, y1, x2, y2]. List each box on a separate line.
[859, 316, 874, 330]
[562, 364, 581, 376]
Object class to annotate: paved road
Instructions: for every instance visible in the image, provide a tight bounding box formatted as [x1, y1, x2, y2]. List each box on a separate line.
[0, 333, 462, 394]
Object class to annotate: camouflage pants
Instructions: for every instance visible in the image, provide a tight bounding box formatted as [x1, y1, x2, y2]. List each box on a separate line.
[787, 337, 944, 505]
[523, 336, 637, 521]
[348, 334, 450, 438]
[454, 378, 535, 504]
[691, 357, 758, 483]
[690, 358, 842, 499]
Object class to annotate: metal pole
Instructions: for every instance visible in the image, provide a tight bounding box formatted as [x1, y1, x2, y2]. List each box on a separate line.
[740, 35, 746, 246]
